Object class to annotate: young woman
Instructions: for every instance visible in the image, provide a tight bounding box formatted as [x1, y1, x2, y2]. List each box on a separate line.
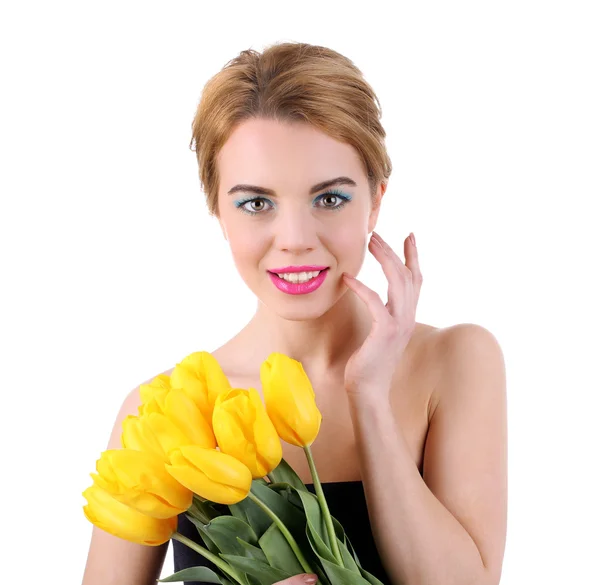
[82, 41, 507, 585]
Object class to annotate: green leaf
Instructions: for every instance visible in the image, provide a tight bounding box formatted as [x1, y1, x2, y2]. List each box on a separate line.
[269, 458, 310, 492]
[306, 521, 337, 565]
[267, 483, 305, 512]
[290, 487, 330, 547]
[220, 554, 292, 585]
[193, 496, 223, 521]
[320, 556, 374, 585]
[236, 538, 268, 563]
[335, 537, 361, 575]
[328, 514, 369, 575]
[331, 516, 345, 542]
[357, 567, 387, 585]
[342, 533, 363, 569]
[258, 522, 305, 575]
[285, 484, 371, 583]
[228, 502, 250, 524]
[198, 516, 259, 556]
[186, 514, 221, 555]
[159, 566, 232, 584]
[228, 496, 272, 538]
[249, 482, 308, 544]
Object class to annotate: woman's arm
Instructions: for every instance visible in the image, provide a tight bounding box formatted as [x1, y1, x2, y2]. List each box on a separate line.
[82, 382, 170, 585]
[348, 324, 507, 585]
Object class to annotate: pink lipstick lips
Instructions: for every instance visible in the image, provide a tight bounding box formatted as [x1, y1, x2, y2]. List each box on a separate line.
[267, 266, 329, 295]
[268, 265, 328, 273]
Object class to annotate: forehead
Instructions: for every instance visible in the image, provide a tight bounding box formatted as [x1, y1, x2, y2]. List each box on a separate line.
[217, 118, 365, 188]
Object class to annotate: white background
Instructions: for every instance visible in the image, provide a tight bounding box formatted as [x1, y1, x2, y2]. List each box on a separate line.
[1, 1, 598, 583]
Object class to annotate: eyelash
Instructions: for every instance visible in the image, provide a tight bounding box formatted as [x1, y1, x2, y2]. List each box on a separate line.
[234, 189, 352, 216]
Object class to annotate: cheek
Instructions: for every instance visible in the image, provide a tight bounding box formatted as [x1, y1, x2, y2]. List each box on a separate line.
[227, 229, 268, 275]
[328, 224, 367, 269]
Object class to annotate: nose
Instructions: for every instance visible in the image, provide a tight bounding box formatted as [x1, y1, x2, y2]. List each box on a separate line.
[272, 205, 319, 253]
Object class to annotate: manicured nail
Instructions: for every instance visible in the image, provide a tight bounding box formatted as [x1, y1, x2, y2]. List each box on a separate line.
[302, 575, 318, 584]
[409, 232, 416, 246]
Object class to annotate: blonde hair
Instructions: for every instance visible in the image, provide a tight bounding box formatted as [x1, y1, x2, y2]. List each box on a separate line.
[189, 41, 393, 217]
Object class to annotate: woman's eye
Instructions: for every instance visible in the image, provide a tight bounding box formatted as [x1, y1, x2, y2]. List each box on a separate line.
[320, 194, 340, 207]
[316, 191, 351, 211]
[236, 191, 350, 215]
[236, 198, 272, 214]
[244, 199, 267, 213]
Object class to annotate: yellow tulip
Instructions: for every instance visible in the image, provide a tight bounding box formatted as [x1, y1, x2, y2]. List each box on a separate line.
[139, 388, 169, 415]
[123, 387, 216, 460]
[92, 449, 193, 519]
[157, 387, 216, 448]
[83, 483, 177, 546]
[170, 351, 231, 422]
[260, 352, 322, 447]
[139, 373, 171, 406]
[213, 388, 282, 478]
[121, 413, 189, 461]
[166, 445, 252, 505]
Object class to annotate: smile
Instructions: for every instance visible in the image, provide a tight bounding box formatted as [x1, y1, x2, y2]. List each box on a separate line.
[268, 268, 329, 295]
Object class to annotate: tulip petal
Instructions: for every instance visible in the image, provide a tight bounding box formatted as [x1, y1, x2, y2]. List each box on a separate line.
[144, 412, 193, 459]
[170, 361, 211, 420]
[139, 375, 171, 407]
[260, 353, 322, 447]
[249, 388, 283, 474]
[94, 449, 192, 518]
[164, 388, 216, 449]
[166, 446, 251, 505]
[83, 484, 177, 546]
[170, 351, 231, 421]
[213, 388, 282, 478]
[121, 415, 165, 460]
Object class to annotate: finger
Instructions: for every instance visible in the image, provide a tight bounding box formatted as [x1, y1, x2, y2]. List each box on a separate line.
[373, 231, 423, 304]
[368, 234, 409, 316]
[403, 233, 423, 300]
[274, 574, 318, 585]
[342, 272, 393, 328]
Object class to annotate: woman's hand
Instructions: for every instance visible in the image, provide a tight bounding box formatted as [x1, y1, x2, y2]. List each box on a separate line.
[342, 231, 423, 398]
[273, 574, 318, 585]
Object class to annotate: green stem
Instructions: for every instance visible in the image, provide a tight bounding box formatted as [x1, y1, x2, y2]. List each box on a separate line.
[247, 491, 317, 578]
[303, 445, 344, 566]
[171, 532, 244, 585]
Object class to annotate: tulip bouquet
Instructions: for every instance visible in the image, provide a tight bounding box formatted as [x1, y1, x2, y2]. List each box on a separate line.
[83, 351, 385, 585]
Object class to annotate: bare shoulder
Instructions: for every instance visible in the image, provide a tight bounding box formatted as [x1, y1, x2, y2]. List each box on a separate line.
[423, 322, 507, 583]
[105, 367, 176, 450]
[82, 367, 177, 585]
[428, 322, 505, 418]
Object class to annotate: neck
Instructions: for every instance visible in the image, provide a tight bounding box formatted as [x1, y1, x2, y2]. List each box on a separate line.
[238, 288, 372, 381]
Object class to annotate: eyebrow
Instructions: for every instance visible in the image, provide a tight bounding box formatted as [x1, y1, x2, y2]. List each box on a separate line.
[227, 176, 358, 197]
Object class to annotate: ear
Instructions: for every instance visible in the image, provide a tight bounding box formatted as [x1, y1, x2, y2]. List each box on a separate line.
[367, 181, 387, 234]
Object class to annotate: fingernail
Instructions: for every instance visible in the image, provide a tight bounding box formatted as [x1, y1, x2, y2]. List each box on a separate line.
[302, 576, 318, 585]
[409, 232, 416, 246]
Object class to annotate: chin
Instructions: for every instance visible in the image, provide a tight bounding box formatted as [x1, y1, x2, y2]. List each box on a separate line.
[266, 287, 349, 322]
[273, 305, 330, 322]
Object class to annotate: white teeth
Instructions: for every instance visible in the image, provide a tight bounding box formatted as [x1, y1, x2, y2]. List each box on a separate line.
[276, 270, 321, 283]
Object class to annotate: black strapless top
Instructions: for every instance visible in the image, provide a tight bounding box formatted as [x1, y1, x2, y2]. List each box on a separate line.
[173, 481, 391, 585]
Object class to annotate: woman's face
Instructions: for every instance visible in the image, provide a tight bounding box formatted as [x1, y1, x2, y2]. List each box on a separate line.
[216, 117, 384, 320]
